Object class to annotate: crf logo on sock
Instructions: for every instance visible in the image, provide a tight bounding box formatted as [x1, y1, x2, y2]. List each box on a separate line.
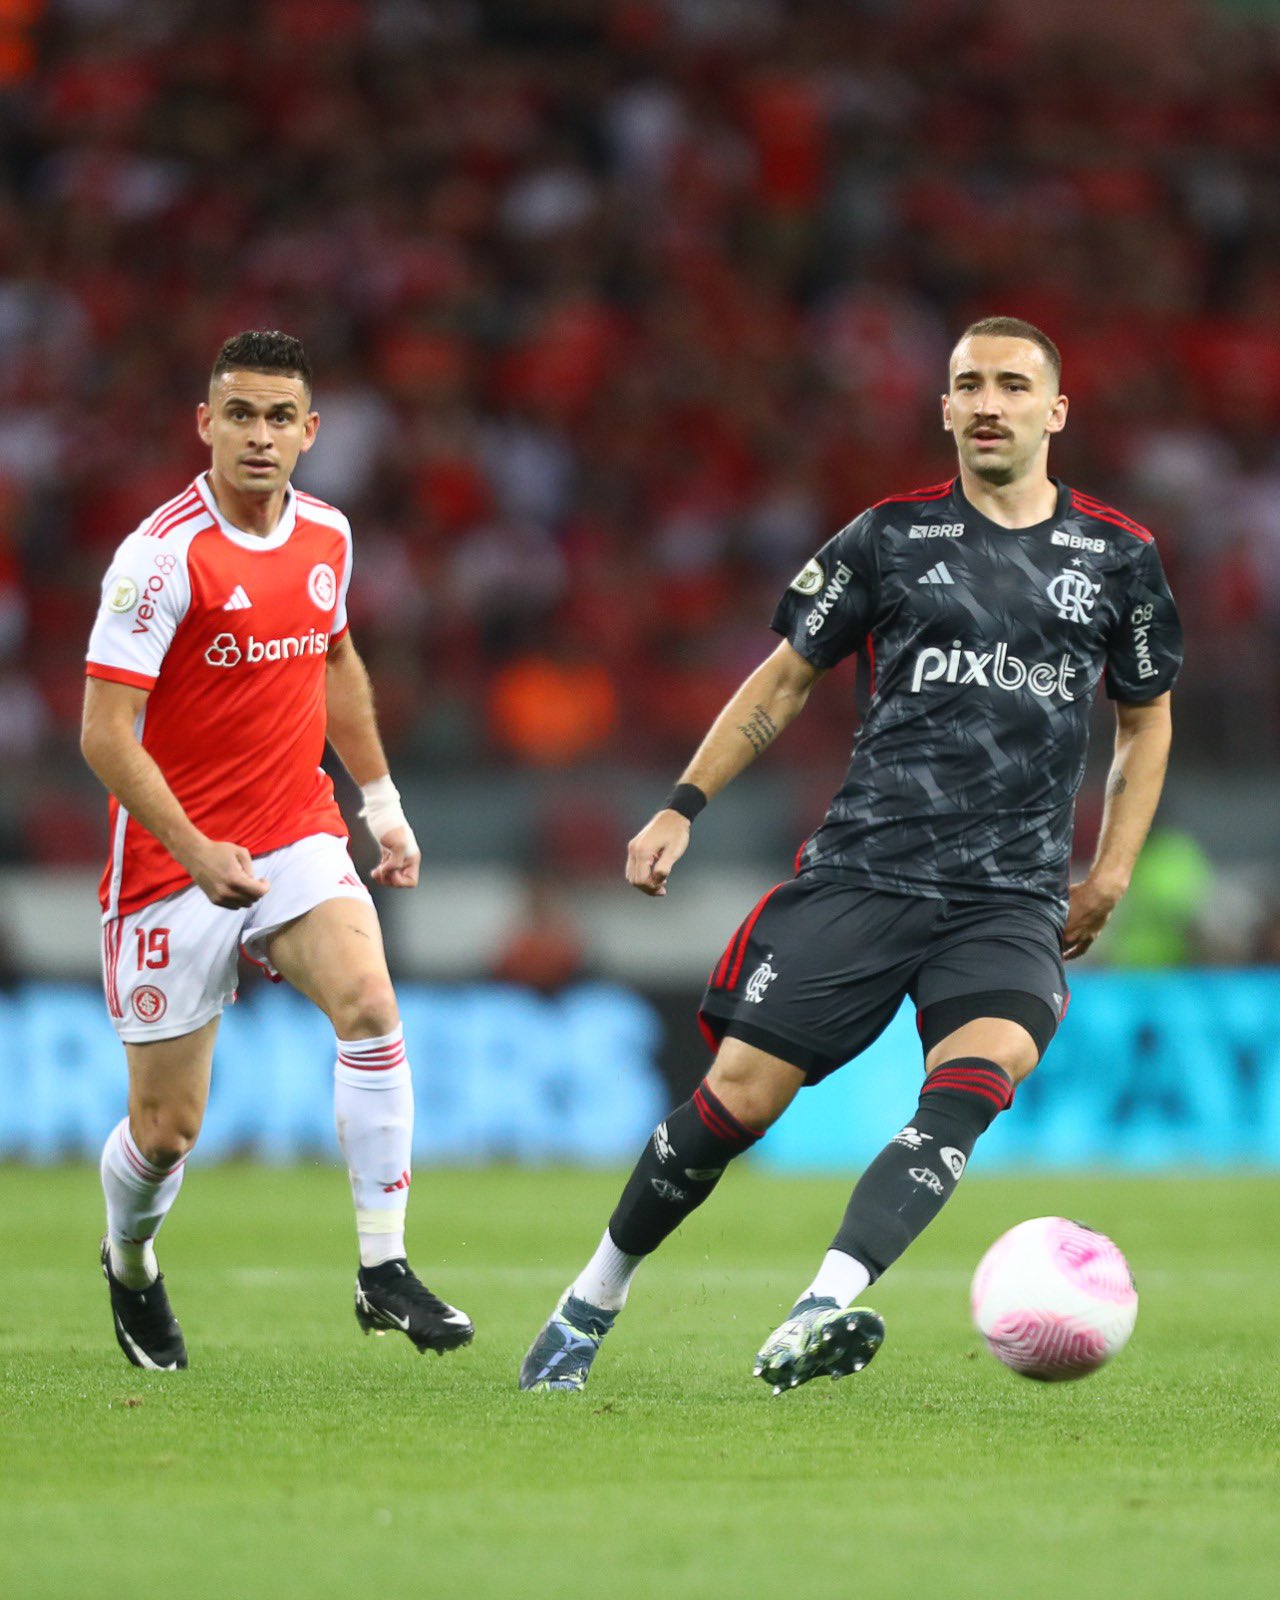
[650, 1178, 688, 1203]
[908, 1167, 944, 1195]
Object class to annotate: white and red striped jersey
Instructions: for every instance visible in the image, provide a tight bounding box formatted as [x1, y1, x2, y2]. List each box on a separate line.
[86, 474, 354, 917]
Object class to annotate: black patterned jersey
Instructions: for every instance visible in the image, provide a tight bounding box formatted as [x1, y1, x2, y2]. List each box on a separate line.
[771, 477, 1183, 920]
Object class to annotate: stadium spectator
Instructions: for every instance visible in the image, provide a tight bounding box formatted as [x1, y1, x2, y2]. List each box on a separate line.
[3, 0, 1278, 869]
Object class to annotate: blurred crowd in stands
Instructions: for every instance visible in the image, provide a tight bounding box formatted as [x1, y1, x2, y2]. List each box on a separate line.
[1, 0, 1278, 946]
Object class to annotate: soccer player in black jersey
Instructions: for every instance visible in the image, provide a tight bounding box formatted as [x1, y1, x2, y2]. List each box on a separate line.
[519, 316, 1183, 1394]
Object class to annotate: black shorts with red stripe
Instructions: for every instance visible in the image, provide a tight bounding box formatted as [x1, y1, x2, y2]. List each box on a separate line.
[698, 873, 1066, 1082]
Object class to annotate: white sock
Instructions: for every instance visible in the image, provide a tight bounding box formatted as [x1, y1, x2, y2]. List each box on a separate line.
[801, 1248, 872, 1309]
[100, 1118, 186, 1289]
[334, 1026, 414, 1269]
[572, 1228, 643, 1313]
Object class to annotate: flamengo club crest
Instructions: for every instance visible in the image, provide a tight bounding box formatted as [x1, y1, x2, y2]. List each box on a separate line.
[744, 958, 778, 1004]
[1047, 569, 1101, 624]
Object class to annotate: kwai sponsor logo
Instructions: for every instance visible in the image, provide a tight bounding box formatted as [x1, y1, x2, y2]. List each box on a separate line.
[204, 629, 331, 667]
[804, 561, 853, 636]
[909, 640, 1078, 701]
[1130, 602, 1157, 680]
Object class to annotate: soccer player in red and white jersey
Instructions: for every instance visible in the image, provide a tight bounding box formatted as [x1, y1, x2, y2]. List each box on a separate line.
[82, 330, 472, 1369]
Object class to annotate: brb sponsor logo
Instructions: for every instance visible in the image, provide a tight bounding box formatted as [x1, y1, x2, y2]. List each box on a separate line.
[910, 640, 1078, 701]
[204, 629, 330, 668]
[909, 523, 964, 539]
[1052, 529, 1105, 554]
[805, 561, 853, 636]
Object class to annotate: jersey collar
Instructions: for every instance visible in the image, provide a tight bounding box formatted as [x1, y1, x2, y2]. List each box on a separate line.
[953, 475, 1070, 538]
[194, 473, 298, 551]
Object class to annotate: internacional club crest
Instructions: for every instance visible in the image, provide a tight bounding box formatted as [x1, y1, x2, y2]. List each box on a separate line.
[308, 563, 337, 610]
[1047, 568, 1101, 624]
[132, 985, 168, 1023]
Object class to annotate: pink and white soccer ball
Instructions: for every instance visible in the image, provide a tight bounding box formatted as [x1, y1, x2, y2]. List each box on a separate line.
[971, 1217, 1138, 1381]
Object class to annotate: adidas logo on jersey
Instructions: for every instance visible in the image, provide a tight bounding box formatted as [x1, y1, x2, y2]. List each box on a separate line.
[222, 586, 253, 610]
[917, 562, 955, 586]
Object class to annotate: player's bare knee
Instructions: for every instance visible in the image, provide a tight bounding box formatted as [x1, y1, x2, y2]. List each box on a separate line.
[131, 1108, 200, 1168]
[1004, 1047, 1040, 1087]
[333, 974, 399, 1040]
[706, 1052, 796, 1132]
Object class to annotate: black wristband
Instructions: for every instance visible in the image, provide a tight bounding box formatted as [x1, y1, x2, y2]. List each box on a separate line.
[663, 782, 707, 823]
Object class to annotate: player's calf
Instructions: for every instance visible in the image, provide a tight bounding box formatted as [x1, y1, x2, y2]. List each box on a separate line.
[807, 1056, 1015, 1311]
[518, 1077, 763, 1393]
[606, 1078, 764, 1259]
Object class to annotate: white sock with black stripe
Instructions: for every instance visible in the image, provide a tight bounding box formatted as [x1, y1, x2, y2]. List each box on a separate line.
[334, 1025, 414, 1269]
[100, 1118, 186, 1289]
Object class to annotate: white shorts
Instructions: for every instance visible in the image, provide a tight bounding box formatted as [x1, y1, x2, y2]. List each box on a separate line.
[101, 833, 373, 1043]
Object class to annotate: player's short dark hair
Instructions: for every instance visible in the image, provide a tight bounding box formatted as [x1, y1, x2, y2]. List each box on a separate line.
[210, 330, 313, 394]
[956, 316, 1062, 387]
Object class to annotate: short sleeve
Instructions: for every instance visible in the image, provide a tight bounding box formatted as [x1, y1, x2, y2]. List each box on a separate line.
[1104, 540, 1183, 702]
[85, 532, 192, 690]
[770, 511, 880, 668]
[331, 519, 353, 641]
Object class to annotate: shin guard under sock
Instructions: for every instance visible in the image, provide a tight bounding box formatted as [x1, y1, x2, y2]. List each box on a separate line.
[607, 1081, 761, 1256]
[831, 1058, 1013, 1282]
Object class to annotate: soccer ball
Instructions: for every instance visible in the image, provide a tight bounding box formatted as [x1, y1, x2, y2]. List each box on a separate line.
[970, 1216, 1138, 1381]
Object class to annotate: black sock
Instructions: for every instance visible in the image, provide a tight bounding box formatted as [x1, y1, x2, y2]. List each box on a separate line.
[831, 1057, 1014, 1282]
[608, 1081, 761, 1255]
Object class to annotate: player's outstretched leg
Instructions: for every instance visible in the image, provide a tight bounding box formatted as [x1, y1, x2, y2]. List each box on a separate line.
[520, 1077, 762, 1391]
[336, 1027, 473, 1354]
[756, 1056, 1013, 1393]
[99, 1119, 189, 1369]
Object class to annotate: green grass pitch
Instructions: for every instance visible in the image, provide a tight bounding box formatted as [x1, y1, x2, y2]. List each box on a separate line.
[2, 1165, 1277, 1600]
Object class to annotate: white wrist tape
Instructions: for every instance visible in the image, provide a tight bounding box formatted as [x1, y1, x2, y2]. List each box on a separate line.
[359, 775, 417, 854]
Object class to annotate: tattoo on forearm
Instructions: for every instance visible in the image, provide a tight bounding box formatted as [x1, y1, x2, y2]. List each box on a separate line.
[1108, 773, 1128, 798]
[738, 703, 779, 755]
